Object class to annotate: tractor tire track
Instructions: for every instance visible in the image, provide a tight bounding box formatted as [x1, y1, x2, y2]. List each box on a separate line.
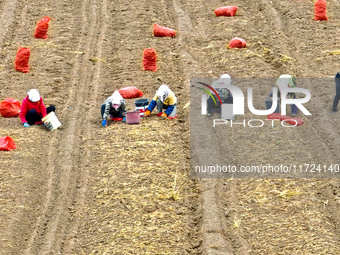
[260, 0, 340, 160]
[171, 0, 257, 253]
[22, 0, 84, 249]
[0, 0, 18, 47]
[0, 0, 24, 239]
[214, 0, 340, 253]
[263, 0, 340, 250]
[40, 0, 103, 253]
[261, 0, 340, 158]
[184, 0, 340, 253]
[61, 0, 108, 253]
[0, 0, 60, 253]
[266, 3, 340, 239]
[172, 0, 236, 254]
[23, 0, 103, 254]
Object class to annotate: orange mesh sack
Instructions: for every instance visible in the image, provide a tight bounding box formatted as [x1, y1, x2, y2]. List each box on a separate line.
[267, 113, 283, 120]
[283, 117, 304, 126]
[153, 24, 176, 38]
[228, 37, 246, 48]
[314, 0, 328, 21]
[0, 137, 16, 151]
[268, 114, 304, 126]
[35, 16, 51, 39]
[0, 98, 21, 117]
[118, 86, 143, 99]
[15, 47, 30, 73]
[215, 6, 238, 17]
[143, 48, 157, 72]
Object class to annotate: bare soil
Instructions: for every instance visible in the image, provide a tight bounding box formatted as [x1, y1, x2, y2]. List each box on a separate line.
[0, 0, 340, 254]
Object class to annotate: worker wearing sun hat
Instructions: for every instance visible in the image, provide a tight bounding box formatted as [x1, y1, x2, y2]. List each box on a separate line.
[101, 90, 126, 127]
[19, 89, 56, 127]
[144, 84, 177, 118]
[270, 74, 298, 116]
[213, 74, 232, 98]
[207, 74, 233, 115]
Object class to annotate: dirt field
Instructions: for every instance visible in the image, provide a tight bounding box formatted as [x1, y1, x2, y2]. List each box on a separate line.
[0, 0, 340, 254]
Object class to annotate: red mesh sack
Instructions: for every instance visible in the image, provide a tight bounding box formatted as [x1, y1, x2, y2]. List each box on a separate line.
[215, 6, 238, 17]
[0, 98, 21, 117]
[118, 86, 143, 99]
[314, 0, 328, 21]
[143, 48, 157, 72]
[35, 16, 51, 39]
[268, 114, 304, 126]
[15, 47, 30, 73]
[267, 113, 283, 120]
[0, 136, 16, 151]
[228, 37, 246, 48]
[153, 24, 176, 38]
[282, 117, 304, 126]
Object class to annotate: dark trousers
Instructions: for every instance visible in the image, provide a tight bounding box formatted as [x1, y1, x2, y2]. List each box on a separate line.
[269, 91, 298, 115]
[155, 99, 177, 117]
[332, 77, 340, 112]
[207, 95, 233, 115]
[101, 104, 124, 119]
[26, 105, 55, 125]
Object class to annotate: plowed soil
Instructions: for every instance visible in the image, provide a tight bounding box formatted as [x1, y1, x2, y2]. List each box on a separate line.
[0, 0, 340, 255]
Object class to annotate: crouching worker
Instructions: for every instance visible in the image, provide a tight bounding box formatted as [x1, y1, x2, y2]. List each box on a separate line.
[20, 89, 55, 128]
[207, 74, 233, 116]
[101, 91, 126, 127]
[270, 74, 298, 116]
[144, 84, 177, 118]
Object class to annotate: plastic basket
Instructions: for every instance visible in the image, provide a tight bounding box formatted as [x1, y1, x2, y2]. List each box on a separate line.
[125, 111, 140, 125]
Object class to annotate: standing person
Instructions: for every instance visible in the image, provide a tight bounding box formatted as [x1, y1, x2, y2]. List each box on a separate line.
[332, 71, 340, 113]
[144, 84, 177, 118]
[20, 89, 55, 127]
[101, 91, 126, 127]
[270, 74, 298, 116]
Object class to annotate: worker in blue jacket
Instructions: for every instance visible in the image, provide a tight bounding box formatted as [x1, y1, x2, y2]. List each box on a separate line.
[144, 84, 177, 118]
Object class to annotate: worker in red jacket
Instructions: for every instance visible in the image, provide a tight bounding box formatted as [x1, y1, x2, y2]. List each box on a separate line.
[19, 89, 55, 127]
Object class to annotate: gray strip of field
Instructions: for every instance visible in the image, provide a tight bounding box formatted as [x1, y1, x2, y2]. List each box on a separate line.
[190, 78, 339, 178]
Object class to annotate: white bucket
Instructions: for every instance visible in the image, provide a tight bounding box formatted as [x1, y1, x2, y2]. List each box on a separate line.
[42, 111, 61, 131]
[135, 106, 148, 116]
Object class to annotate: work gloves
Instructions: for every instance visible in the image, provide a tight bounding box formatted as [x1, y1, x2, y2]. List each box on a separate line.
[101, 119, 107, 127]
[23, 122, 30, 128]
[102, 117, 126, 126]
[143, 110, 151, 117]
